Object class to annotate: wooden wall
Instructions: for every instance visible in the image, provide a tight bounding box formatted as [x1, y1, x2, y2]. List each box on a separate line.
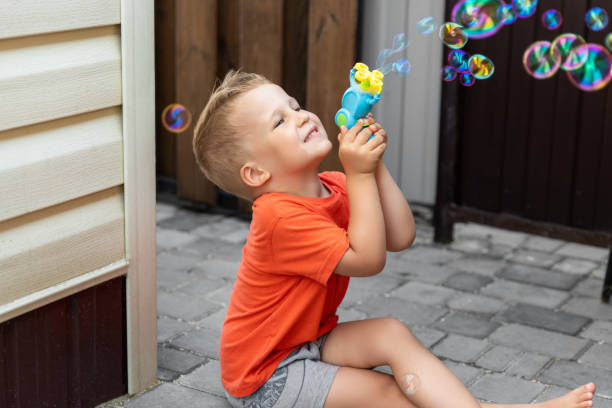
[155, 0, 358, 206]
[436, 0, 612, 245]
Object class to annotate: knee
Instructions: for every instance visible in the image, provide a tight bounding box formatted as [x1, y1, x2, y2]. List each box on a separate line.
[376, 318, 417, 344]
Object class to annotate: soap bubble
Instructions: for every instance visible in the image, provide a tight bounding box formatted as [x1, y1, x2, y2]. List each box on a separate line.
[376, 33, 410, 69]
[523, 41, 561, 79]
[499, 4, 518, 25]
[452, 0, 505, 39]
[439, 22, 469, 49]
[551, 33, 588, 71]
[161, 103, 192, 133]
[393, 59, 412, 74]
[606, 33, 612, 52]
[459, 72, 476, 86]
[449, 49, 471, 73]
[542, 9, 562, 30]
[513, 0, 538, 18]
[469, 54, 495, 79]
[585, 7, 609, 32]
[417, 16, 438, 35]
[442, 65, 458, 82]
[566, 43, 612, 91]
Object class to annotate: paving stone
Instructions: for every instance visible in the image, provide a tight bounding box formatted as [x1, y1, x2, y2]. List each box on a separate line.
[157, 291, 222, 322]
[552, 258, 599, 276]
[469, 373, 545, 403]
[156, 202, 178, 224]
[539, 360, 612, 398]
[158, 210, 223, 232]
[156, 268, 193, 292]
[156, 228, 200, 251]
[561, 296, 612, 321]
[476, 345, 523, 371]
[578, 343, 612, 370]
[157, 317, 193, 343]
[481, 279, 569, 308]
[193, 259, 241, 282]
[445, 257, 506, 277]
[207, 284, 234, 307]
[175, 275, 229, 298]
[489, 324, 589, 359]
[572, 276, 606, 297]
[455, 223, 527, 247]
[594, 263, 608, 279]
[498, 264, 582, 291]
[343, 274, 405, 307]
[192, 217, 250, 244]
[432, 334, 489, 363]
[505, 352, 550, 379]
[384, 259, 456, 284]
[337, 307, 367, 323]
[196, 308, 227, 332]
[521, 236, 565, 253]
[355, 296, 448, 326]
[443, 271, 494, 292]
[410, 326, 446, 348]
[450, 239, 490, 255]
[178, 359, 225, 398]
[171, 327, 221, 359]
[579, 320, 612, 343]
[157, 367, 180, 382]
[398, 246, 464, 265]
[555, 243, 609, 262]
[157, 345, 206, 374]
[443, 360, 483, 385]
[124, 382, 230, 408]
[487, 244, 515, 259]
[434, 311, 500, 339]
[505, 249, 562, 268]
[390, 281, 458, 306]
[182, 237, 244, 262]
[496, 303, 591, 335]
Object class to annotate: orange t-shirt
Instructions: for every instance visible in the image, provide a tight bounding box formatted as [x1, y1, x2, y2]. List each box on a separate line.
[220, 171, 351, 397]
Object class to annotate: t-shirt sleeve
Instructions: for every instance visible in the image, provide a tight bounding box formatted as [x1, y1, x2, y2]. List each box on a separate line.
[270, 210, 349, 285]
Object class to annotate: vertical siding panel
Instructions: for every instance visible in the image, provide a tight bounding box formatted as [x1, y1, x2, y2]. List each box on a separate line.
[594, 79, 612, 230]
[547, 0, 588, 225]
[16, 312, 40, 407]
[43, 298, 71, 408]
[76, 287, 97, 407]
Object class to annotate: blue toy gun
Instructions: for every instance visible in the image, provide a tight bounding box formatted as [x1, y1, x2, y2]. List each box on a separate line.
[334, 62, 384, 130]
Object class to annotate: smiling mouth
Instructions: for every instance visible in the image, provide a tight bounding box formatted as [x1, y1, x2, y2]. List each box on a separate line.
[304, 127, 320, 143]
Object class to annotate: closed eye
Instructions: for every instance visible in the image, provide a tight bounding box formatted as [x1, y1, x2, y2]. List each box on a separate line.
[274, 117, 284, 128]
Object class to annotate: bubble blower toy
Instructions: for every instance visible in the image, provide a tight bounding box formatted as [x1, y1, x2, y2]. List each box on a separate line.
[334, 33, 411, 132]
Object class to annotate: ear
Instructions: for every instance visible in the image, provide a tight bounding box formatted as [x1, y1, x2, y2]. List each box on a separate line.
[240, 162, 271, 188]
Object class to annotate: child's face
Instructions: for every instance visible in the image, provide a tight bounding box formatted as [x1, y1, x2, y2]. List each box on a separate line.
[236, 84, 332, 177]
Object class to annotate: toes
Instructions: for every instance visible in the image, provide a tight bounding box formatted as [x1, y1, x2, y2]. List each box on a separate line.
[579, 401, 593, 408]
[583, 382, 596, 393]
[580, 391, 593, 401]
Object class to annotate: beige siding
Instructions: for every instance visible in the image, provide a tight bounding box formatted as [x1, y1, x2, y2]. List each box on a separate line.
[0, 1, 125, 314]
[0, 0, 120, 40]
[0, 188, 125, 305]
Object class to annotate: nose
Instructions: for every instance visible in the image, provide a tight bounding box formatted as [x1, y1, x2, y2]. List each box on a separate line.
[296, 110, 309, 126]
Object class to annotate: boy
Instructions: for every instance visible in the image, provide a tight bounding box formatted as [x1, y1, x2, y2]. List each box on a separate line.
[192, 70, 595, 408]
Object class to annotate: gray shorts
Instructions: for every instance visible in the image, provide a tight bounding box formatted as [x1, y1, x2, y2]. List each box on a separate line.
[225, 334, 339, 408]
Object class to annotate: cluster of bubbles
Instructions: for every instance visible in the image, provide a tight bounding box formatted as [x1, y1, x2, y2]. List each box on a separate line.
[161, 103, 192, 134]
[521, 6, 612, 92]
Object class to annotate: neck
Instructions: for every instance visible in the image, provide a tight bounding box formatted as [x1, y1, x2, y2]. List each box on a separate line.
[257, 168, 330, 199]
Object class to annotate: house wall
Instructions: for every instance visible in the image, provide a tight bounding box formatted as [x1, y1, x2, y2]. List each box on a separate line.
[360, 0, 445, 204]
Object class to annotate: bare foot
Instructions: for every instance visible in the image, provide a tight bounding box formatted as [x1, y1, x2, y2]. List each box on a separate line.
[537, 383, 596, 408]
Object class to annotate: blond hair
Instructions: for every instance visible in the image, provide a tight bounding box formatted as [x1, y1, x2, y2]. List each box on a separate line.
[193, 70, 271, 200]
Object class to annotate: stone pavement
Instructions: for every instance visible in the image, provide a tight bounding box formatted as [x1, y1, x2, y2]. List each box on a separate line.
[100, 200, 612, 407]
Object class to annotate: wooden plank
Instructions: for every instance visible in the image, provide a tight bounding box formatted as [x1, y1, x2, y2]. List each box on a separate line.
[307, 0, 358, 172]
[523, 0, 563, 221]
[0, 26, 122, 132]
[283, 0, 310, 107]
[0, 188, 125, 305]
[154, 0, 177, 178]
[43, 298, 71, 407]
[16, 311, 41, 407]
[175, 0, 219, 204]
[500, 11, 538, 214]
[75, 287, 96, 407]
[0, 0, 120, 40]
[0, 108, 123, 223]
[547, 0, 588, 225]
[571, 0, 612, 228]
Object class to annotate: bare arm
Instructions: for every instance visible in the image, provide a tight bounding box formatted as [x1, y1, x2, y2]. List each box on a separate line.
[334, 120, 387, 277]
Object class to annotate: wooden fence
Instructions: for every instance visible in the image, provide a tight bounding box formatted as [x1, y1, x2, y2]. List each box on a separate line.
[155, 0, 358, 207]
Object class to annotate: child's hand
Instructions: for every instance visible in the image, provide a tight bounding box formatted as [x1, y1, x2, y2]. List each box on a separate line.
[338, 117, 387, 176]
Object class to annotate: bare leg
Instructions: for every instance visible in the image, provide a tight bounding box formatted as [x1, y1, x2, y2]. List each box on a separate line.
[321, 318, 595, 408]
